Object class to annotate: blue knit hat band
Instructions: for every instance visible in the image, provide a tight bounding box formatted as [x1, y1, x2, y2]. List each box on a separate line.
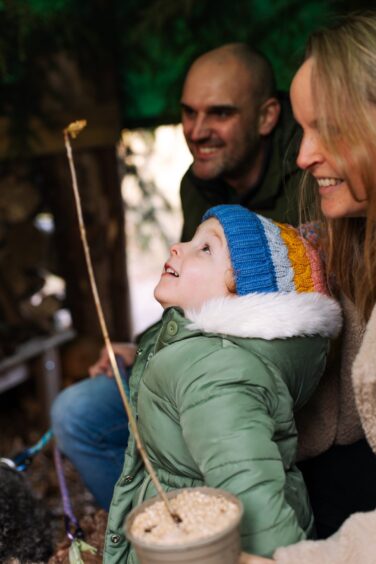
[202, 205, 278, 295]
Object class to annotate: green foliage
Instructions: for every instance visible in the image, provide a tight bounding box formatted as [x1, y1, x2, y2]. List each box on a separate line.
[0, 0, 118, 155]
[120, 0, 334, 126]
[26, 0, 71, 16]
[0, 0, 369, 153]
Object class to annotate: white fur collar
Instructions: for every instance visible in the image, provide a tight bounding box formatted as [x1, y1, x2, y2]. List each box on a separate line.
[186, 292, 342, 340]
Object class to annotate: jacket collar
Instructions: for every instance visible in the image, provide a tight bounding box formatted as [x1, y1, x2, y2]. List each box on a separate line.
[186, 292, 342, 340]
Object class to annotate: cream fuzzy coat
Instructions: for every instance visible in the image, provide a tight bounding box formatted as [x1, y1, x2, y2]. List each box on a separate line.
[274, 302, 376, 563]
[296, 294, 366, 459]
[296, 294, 367, 459]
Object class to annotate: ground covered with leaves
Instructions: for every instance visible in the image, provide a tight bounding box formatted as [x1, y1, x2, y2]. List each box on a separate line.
[0, 383, 107, 563]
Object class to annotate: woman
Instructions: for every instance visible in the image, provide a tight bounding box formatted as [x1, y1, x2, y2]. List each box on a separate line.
[242, 12, 376, 563]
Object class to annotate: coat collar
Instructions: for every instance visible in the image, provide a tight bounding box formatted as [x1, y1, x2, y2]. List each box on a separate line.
[186, 292, 342, 340]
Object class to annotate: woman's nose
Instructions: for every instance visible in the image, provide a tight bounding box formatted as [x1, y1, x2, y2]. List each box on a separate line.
[296, 131, 324, 170]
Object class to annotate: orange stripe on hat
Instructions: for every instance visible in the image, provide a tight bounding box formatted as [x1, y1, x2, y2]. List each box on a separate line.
[276, 222, 315, 293]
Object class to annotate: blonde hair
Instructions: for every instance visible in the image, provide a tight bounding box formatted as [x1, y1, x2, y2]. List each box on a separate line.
[302, 13, 376, 320]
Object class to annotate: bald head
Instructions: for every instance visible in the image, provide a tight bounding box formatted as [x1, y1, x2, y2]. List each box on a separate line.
[186, 43, 276, 106]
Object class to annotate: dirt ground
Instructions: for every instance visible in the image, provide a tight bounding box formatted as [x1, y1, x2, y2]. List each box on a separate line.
[0, 382, 106, 563]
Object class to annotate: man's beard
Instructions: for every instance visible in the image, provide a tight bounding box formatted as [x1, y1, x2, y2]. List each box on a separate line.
[192, 131, 261, 182]
[221, 133, 262, 182]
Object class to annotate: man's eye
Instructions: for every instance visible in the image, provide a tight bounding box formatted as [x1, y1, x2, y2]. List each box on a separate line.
[182, 107, 195, 119]
[212, 108, 234, 119]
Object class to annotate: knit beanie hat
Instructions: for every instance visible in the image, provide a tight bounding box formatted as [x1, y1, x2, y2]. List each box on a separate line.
[202, 205, 328, 296]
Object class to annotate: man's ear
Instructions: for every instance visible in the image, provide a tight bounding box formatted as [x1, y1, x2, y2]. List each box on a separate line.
[258, 97, 281, 136]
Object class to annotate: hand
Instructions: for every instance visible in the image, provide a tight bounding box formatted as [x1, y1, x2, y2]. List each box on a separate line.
[239, 553, 274, 563]
[89, 342, 137, 378]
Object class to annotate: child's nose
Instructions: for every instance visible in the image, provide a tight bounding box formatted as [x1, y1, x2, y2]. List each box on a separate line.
[170, 242, 181, 255]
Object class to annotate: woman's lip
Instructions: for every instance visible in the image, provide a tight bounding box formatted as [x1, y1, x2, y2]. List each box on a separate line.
[318, 182, 344, 196]
[314, 176, 345, 193]
[316, 177, 343, 186]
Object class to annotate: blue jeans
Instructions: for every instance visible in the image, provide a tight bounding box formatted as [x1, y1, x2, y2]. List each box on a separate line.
[51, 375, 129, 510]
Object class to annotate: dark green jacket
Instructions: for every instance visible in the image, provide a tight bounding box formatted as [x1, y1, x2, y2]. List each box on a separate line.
[180, 93, 301, 241]
[104, 292, 342, 563]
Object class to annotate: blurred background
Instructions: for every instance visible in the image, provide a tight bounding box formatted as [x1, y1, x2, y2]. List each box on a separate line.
[0, 0, 372, 557]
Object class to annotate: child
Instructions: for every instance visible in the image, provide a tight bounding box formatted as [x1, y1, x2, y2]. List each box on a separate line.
[104, 204, 342, 562]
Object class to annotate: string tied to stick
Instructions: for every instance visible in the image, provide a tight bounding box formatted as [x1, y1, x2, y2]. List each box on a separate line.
[53, 445, 97, 563]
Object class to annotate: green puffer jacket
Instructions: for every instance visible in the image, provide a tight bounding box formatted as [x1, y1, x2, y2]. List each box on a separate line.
[104, 292, 342, 563]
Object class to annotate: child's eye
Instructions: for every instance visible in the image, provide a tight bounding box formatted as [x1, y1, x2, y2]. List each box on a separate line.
[201, 244, 211, 254]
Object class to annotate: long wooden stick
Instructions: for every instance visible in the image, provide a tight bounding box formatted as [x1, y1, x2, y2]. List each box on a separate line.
[63, 121, 178, 520]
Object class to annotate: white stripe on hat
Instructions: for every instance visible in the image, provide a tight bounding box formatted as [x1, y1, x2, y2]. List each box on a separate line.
[257, 214, 295, 292]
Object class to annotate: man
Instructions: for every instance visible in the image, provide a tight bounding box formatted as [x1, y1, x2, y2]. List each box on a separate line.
[51, 43, 301, 510]
[180, 43, 300, 241]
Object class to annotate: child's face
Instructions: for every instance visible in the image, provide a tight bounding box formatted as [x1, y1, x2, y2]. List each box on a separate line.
[154, 218, 233, 310]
